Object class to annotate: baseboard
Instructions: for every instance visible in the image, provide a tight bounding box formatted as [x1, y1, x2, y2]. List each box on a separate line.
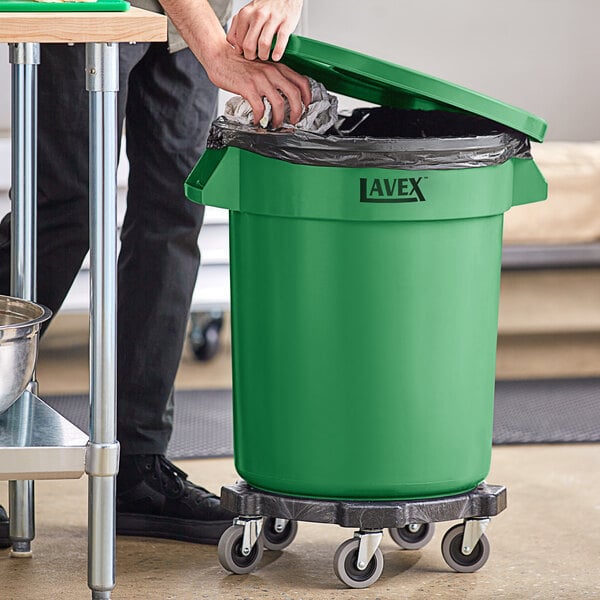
[497, 332, 600, 379]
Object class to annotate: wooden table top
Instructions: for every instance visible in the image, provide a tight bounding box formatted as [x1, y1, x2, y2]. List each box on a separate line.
[0, 6, 166, 43]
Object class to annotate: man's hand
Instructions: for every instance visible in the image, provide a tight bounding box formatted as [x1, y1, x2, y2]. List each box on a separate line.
[208, 45, 311, 127]
[157, 0, 310, 126]
[227, 0, 303, 62]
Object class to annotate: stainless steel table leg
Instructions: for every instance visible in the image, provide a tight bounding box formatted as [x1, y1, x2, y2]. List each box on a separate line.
[8, 41, 40, 559]
[86, 42, 120, 600]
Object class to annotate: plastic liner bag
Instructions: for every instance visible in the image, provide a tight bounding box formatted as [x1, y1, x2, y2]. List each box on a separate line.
[207, 107, 531, 170]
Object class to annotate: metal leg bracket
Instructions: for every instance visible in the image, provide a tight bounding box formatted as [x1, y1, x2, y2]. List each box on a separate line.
[85, 442, 120, 478]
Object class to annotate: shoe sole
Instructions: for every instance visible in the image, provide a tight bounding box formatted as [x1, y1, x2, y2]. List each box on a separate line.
[116, 513, 232, 545]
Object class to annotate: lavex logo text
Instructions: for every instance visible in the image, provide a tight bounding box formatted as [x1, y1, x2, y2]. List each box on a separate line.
[360, 177, 427, 203]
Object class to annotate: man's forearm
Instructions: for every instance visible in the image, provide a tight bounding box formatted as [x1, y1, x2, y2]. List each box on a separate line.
[158, 0, 227, 67]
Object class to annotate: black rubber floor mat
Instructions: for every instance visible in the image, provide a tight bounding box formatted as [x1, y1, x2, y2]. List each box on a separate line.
[43, 378, 600, 459]
[493, 378, 600, 444]
[43, 389, 233, 459]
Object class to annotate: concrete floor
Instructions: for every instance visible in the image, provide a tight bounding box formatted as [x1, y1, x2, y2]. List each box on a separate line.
[1, 316, 600, 599]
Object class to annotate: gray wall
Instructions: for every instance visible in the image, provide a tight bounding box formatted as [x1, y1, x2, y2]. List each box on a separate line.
[0, 1, 598, 140]
[305, 0, 600, 141]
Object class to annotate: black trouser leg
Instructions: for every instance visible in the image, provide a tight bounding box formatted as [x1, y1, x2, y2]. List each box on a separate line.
[116, 44, 217, 454]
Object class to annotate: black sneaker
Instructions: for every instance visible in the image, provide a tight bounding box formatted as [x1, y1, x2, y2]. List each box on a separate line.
[0, 505, 10, 549]
[116, 455, 235, 545]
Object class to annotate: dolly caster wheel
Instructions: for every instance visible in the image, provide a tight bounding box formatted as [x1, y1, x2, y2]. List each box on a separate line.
[389, 522, 435, 550]
[333, 538, 384, 589]
[441, 523, 490, 573]
[262, 518, 298, 551]
[189, 312, 224, 361]
[218, 524, 264, 574]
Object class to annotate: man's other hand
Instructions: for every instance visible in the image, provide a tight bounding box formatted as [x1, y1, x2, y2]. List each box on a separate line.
[227, 0, 303, 62]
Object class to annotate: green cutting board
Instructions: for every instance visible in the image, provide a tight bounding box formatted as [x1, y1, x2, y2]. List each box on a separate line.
[0, 0, 128, 12]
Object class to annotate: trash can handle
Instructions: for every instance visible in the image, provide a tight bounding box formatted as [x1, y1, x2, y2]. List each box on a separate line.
[512, 158, 547, 207]
[185, 147, 240, 210]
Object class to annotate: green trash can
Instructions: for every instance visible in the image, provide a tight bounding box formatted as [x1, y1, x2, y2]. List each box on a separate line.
[185, 36, 548, 501]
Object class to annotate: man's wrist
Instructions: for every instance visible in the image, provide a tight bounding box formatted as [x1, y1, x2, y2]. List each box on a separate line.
[198, 36, 229, 66]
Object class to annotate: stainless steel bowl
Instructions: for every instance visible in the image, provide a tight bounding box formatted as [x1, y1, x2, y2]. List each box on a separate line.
[0, 295, 52, 413]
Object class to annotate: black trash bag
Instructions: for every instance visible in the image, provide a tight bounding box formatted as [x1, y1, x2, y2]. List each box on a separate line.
[207, 107, 531, 171]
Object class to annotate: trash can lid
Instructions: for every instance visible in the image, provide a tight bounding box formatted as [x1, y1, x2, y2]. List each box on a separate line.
[281, 36, 547, 143]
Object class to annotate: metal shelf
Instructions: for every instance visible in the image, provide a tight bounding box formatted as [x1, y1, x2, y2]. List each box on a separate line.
[0, 390, 87, 480]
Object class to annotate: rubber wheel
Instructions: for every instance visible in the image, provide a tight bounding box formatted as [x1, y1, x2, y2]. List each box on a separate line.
[262, 518, 298, 551]
[441, 524, 490, 573]
[333, 538, 384, 589]
[190, 322, 222, 361]
[218, 524, 264, 574]
[389, 523, 435, 550]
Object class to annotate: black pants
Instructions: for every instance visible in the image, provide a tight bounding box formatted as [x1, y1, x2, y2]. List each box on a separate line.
[0, 42, 218, 455]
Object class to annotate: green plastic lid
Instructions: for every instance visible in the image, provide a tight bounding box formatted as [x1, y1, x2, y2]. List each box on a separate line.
[281, 36, 547, 142]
